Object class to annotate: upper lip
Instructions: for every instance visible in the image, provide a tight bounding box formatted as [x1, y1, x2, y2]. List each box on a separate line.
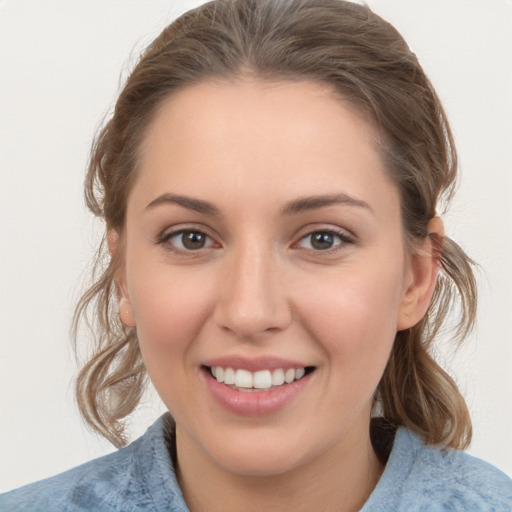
[202, 356, 312, 372]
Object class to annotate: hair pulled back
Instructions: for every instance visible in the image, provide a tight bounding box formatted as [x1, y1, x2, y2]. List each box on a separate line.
[74, 0, 476, 449]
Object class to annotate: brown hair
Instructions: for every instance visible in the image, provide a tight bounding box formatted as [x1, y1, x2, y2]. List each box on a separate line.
[74, 0, 476, 449]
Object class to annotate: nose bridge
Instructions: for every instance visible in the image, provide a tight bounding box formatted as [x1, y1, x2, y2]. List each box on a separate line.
[215, 237, 290, 339]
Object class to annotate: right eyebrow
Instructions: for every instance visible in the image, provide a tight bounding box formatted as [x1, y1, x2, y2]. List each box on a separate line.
[144, 193, 221, 216]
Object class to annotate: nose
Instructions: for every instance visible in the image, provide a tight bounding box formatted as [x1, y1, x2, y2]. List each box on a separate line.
[213, 243, 292, 340]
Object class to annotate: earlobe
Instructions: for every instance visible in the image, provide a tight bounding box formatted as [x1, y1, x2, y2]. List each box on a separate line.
[119, 296, 136, 327]
[108, 229, 135, 327]
[397, 217, 444, 331]
[108, 229, 119, 256]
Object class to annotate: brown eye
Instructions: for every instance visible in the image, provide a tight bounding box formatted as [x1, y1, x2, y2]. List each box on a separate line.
[310, 232, 336, 250]
[297, 230, 352, 251]
[164, 230, 214, 251]
[181, 231, 207, 250]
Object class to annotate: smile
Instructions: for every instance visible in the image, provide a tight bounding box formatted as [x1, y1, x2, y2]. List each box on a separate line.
[202, 362, 315, 416]
[208, 366, 313, 391]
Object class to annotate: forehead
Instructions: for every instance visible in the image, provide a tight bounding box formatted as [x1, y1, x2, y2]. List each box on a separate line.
[141, 78, 379, 158]
[133, 79, 398, 217]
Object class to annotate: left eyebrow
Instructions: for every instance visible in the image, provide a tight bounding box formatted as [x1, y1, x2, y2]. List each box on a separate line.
[281, 193, 374, 216]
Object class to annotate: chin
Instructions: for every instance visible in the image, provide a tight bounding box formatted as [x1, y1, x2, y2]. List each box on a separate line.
[215, 446, 307, 478]
[195, 424, 323, 478]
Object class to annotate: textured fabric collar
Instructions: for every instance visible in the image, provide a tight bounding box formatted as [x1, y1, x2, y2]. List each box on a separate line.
[130, 414, 189, 512]
[2, 414, 511, 511]
[143, 415, 512, 511]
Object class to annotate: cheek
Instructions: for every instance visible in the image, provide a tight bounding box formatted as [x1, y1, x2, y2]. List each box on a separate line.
[126, 262, 214, 383]
[298, 261, 405, 380]
[129, 274, 218, 422]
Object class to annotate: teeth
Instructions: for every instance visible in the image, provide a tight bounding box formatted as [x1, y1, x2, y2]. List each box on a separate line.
[271, 368, 285, 386]
[253, 370, 272, 389]
[210, 366, 309, 390]
[235, 369, 253, 388]
[284, 369, 295, 384]
[224, 367, 235, 385]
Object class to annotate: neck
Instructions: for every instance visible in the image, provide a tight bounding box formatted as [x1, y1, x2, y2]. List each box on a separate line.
[175, 422, 384, 512]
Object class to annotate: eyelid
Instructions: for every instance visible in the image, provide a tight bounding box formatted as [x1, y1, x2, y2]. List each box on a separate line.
[292, 226, 355, 253]
[155, 224, 221, 253]
[170, 230, 215, 249]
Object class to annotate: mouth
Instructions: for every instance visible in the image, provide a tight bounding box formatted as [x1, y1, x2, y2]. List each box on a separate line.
[204, 365, 316, 392]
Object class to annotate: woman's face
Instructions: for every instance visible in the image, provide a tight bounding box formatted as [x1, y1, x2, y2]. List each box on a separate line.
[118, 80, 432, 476]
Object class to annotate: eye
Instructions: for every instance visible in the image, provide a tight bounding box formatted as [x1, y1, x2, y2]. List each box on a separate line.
[296, 230, 351, 251]
[160, 229, 216, 251]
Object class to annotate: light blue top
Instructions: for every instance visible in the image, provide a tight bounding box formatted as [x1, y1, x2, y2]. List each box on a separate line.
[1, 415, 511, 511]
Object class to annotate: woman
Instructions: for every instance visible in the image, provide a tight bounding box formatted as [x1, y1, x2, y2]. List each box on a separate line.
[1, 0, 511, 510]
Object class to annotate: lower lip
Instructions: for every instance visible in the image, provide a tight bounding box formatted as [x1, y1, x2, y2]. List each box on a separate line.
[203, 369, 312, 417]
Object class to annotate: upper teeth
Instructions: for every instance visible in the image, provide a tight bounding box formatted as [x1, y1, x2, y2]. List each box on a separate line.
[211, 366, 306, 390]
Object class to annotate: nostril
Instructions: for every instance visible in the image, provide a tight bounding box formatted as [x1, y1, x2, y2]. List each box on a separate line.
[213, 269, 292, 339]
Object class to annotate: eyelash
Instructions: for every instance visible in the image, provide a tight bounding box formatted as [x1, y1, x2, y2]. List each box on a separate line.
[155, 227, 354, 255]
[156, 229, 217, 254]
[295, 229, 354, 253]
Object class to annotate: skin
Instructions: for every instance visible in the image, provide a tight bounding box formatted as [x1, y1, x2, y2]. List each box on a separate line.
[115, 79, 441, 512]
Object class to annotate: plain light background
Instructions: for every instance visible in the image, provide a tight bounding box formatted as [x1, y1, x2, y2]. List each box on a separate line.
[1, 0, 511, 492]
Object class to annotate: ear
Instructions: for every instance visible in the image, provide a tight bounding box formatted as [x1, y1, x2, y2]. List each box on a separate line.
[107, 229, 120, 256]
[396, 217, 444, 331]
[119, 296, 136, 328]
[108, 229, 136, 328]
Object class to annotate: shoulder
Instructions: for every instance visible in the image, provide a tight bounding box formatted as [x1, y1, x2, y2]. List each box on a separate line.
[0, 446, 135, 512]
[0, 415, 188, 512]
[364, 428, 512, 511]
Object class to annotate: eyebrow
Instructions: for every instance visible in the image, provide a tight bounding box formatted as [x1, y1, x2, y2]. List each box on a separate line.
[281, 193, 374, 215]
[145, 192, 373, 217]
[145, 193, 221, 216]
